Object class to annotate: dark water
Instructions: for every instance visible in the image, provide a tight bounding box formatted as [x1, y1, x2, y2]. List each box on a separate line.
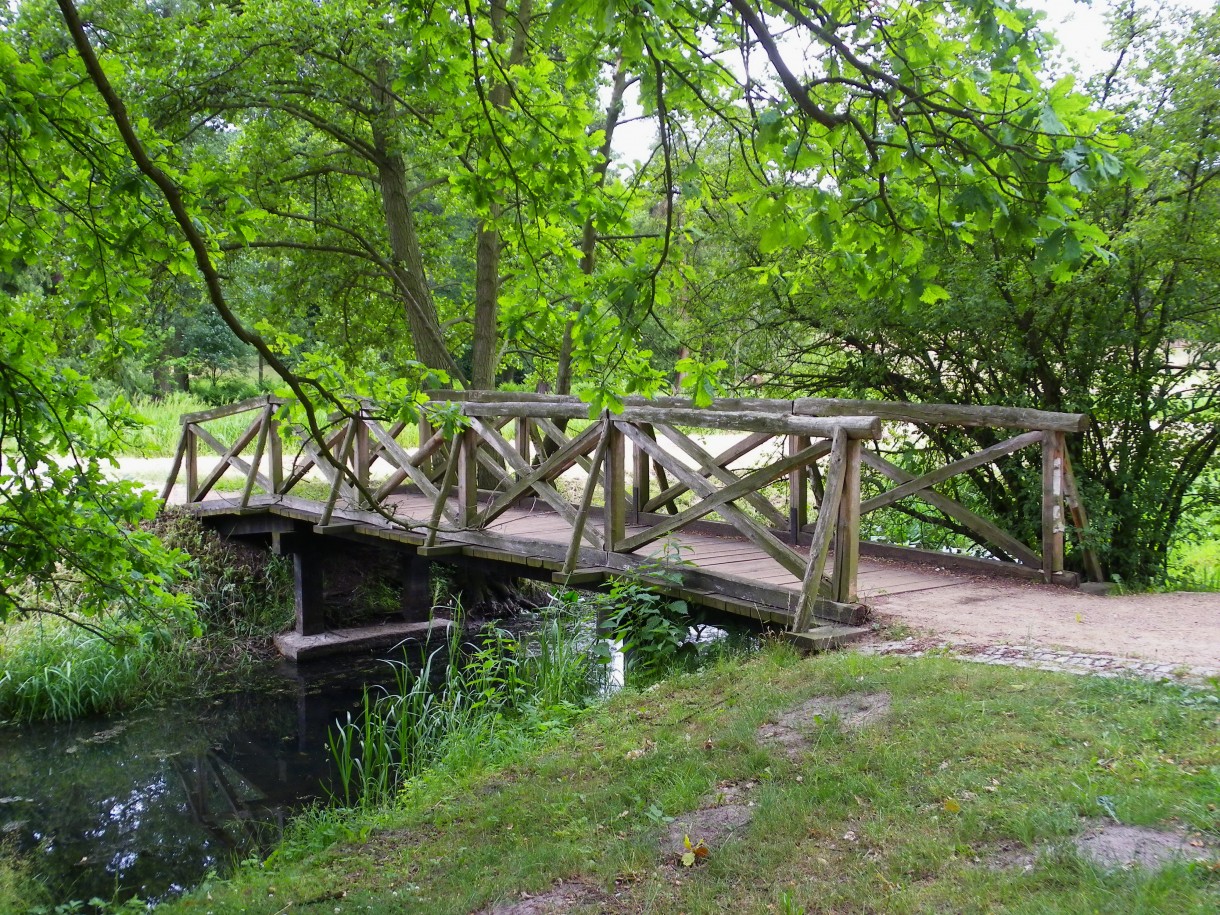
[0, 642, 451, 907]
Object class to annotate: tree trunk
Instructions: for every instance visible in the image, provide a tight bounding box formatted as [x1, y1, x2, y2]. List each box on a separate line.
[473, 217, 500, 390]
[374, 146, 465, 384]
[557, 59, 629, 395]
[470, 0, 532, 391]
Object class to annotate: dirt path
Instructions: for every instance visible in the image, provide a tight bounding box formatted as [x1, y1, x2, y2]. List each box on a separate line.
[868, 578, 1220, 671]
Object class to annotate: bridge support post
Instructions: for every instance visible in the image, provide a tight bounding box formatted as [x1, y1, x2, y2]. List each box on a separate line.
[274, 532, 326, 636]
[292, 549, 326, 636]
[400, 552, 433, 622]
[831, 438, 862, 603]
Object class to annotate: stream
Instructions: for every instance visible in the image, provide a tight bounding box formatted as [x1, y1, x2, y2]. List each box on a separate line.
[0, 642, 451, 908]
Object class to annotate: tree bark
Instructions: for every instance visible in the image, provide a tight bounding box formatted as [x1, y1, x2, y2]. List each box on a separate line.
[372, 64, 465, 385]
[557, 58, 629, 395]
[470, 0, 532, 390]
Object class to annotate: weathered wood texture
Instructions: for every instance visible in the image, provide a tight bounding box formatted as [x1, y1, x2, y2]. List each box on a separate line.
[166, 392, 1102, 636]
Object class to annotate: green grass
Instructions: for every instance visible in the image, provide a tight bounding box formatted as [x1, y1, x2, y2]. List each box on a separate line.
[95, 392, 256, 457]
[328, 610, 600, 807]
[1168, 540, 1220, 592]
[0, 513, 293, 724]
[0, 615, 199, 724]
[0, 845, 47, 913]
[158, 648, 1219, 914]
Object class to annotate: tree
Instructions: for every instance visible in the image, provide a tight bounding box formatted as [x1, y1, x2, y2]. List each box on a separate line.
[675, 2, 1220, 582]
[0, 0, 1132, 630]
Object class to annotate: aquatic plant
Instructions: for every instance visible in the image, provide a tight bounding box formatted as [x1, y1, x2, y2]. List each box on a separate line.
[328, 604, 599, 806]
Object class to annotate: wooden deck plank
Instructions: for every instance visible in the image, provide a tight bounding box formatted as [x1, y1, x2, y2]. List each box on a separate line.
[186, 486, 1019, 633]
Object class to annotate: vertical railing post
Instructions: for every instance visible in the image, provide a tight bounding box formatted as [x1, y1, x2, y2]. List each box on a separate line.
[418, 410, 435, 477]
[456, 425, 478, 527]
[268, 407, 283, 495]
[830, 437, 862, 603]
[789, 433, 809, 542]
[1041, 429, 1065, 582]
[604, 420, 626, 551]
[185, 423, 199, 503]
[633, 422, 652, 522]
[515, 416, 531, 465]
[354, 408, 370, 507]
[513, 415, 531, 507]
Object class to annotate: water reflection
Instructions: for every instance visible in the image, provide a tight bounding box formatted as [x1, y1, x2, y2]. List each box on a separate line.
[0, 647, 446, 906]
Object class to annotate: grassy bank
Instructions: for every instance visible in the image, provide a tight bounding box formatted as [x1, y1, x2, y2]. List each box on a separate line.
[159, 647, 1219, 914]
[0, 511, 292, 724]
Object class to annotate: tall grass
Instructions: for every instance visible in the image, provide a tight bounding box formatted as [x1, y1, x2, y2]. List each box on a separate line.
[0, 616, 195, 723]
[328, 608, 600, 807]
[0, 514, 293, 724]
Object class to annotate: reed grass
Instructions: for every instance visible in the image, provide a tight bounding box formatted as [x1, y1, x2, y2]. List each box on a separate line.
[328, 605, 600, 807]
[0, 514, 293, 724]
[0, 615, 195, 723]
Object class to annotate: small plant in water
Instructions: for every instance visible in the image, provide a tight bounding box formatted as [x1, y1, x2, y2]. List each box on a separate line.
[595, 541, 694, 678]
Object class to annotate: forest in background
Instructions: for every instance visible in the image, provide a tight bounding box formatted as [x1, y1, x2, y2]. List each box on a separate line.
[2, 0, 1219, 640]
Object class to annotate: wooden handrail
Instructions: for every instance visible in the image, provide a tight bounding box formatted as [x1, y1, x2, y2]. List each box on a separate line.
[425, 389, 1091, 433]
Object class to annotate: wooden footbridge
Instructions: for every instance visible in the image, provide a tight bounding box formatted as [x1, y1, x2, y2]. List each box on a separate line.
[163, 391, 1103, 657]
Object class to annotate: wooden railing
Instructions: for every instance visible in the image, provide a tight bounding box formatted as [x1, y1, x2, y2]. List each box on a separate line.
[163, 392, 1102, 628]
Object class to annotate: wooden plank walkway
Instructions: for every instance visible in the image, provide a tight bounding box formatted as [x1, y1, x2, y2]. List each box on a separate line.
[189, 489, 972, 647]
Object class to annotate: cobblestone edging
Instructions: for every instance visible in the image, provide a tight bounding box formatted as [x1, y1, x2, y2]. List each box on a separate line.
[862, 638, 1220, 683]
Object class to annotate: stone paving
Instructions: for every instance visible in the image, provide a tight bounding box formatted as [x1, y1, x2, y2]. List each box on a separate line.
[862, 638, 1220, 683]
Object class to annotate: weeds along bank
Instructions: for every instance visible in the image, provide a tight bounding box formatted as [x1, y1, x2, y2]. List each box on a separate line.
[0, 511, 292, 725]
[154, 647, 1220, 915]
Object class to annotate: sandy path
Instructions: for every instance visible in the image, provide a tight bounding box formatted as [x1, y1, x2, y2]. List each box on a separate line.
[869, 579, 1220, 669]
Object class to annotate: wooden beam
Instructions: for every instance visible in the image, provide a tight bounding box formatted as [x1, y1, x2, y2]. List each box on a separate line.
[185, 426, 198, 502]
[649, 426, 791, 529]
[616, 440, 830, 554]
[789, 434, 809, 542]
[179, 394, 276, 425]
[831, 438, 862, 603]
[240, 406, 273, 508]
[1042, 430, 1065, 582]
[319, 420, 357, 528]
[423, 440, 463, 549]
[467, 418, 604, 548]
[617, 422, 806, 577]
[191, 416, 268, 501]
[632, 422, 652, 520]
[643, 431, 770, 513]
[461, 401, 881, 438]
[794, 430, 847, 632]
[860, 430, 1043, 515]
[605, 422, 627, 551]
[279, 424, 347, 494]
[1060, 439, 1104, 583]
[564, 418, 611, 575]
[161, 425, 189, 503]
[477, 421, 602, 527]
[456, 426, 478, 527]
[794, 397, 1089, 433]
[860, 449, 1042, 568]
[293, 547, 325, 636]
